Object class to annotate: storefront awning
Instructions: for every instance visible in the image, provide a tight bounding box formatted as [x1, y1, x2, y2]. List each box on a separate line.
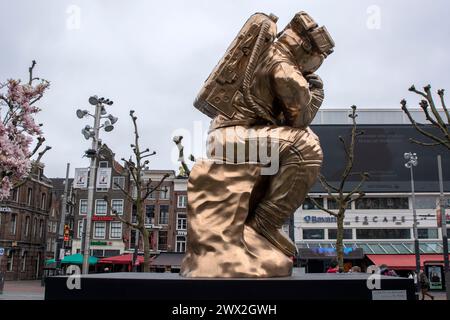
[150, 253, 184, 267]
[367, 254, 450, 270]
[98, 253, 145, 265]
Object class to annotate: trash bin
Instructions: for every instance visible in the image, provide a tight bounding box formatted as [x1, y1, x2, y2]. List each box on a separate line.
[0, 272, 5, 294]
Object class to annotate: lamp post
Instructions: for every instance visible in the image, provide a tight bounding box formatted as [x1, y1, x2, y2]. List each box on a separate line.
[76, 96, 117, 274]
[437, 155, 449, 300]
[404, 152, 420, 300]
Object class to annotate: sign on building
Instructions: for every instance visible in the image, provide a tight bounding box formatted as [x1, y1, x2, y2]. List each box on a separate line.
[74, 168, 89, 188]
[96, 168, 112, 189]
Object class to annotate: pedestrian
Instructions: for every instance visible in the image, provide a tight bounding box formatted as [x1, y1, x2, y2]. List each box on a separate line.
[326, 260, 339, 273]
[379, 264, 398, 277]
[419, 271, 435, 300]
[350, 266, 361, 273]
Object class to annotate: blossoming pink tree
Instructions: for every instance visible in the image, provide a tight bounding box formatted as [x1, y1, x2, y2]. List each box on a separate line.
[0, 60, 51, 200]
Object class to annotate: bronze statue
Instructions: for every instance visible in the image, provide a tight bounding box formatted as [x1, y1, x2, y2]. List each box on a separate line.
[181, 11, 335, 277]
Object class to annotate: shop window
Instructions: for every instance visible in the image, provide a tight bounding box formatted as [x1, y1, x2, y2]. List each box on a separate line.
[356, 228, 411, 240]
[418, 228, 439, 239]
[328, 229, 353, 240]
[302, 197, 323, 210]
[303, 229, 325, 240]
[355, 197, 409, 210]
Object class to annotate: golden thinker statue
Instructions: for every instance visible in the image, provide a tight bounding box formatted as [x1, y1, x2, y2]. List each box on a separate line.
[181, 11, 335, 277]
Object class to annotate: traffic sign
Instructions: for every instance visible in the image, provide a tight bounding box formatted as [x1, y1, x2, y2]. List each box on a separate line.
[0, 248, 4, 256]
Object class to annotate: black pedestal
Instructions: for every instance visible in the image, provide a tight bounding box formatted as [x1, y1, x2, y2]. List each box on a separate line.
[45, 269, 415, 300]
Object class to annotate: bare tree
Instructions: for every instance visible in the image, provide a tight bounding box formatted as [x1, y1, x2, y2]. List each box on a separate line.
[401, 84, 450, 150]
[310, 105, 369, 270]
[173, 135, 195, 177]
[104, 110, 169, 272]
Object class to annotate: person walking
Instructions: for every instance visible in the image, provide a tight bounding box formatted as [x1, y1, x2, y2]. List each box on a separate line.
[419, 271, 435, 300]
[326, 260, 339, 273]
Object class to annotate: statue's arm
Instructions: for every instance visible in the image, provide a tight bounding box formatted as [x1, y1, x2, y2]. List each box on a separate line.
[272, 63, 324, 128]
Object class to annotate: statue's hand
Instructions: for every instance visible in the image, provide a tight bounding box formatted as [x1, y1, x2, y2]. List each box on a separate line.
[305, 73, 323, 90]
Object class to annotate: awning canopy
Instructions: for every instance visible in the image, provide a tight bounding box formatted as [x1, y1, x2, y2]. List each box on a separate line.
[367, 254, 450, 270]
[60, 253, 98, 265]
[98, 253, 145, 265]
[151, 253, 184, 267]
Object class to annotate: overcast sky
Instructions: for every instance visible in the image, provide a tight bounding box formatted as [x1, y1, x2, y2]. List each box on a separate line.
[1, 0, 449, 178]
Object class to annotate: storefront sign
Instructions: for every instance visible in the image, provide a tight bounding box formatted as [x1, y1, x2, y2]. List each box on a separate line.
[92, 216, 114, 221]
[74, 168, 89, 188]
[303, 215, 406, 225]
[0, 206, 12, 213]
[427, 265, 444, 290]
[177, 231, 187, 236]
[90, 241, 110, 246]
[96, 168, 112, 189]
[436, 209, 450, 227]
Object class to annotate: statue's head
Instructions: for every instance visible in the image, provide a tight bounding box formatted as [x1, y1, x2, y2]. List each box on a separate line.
[277, 11, 335, 74]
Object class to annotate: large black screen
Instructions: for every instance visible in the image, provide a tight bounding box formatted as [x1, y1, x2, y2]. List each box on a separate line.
[310, 125, 450, 193]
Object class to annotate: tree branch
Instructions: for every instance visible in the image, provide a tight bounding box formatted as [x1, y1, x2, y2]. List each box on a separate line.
[309, 197, 338, 217]
[103, 195, 138, 229]
[144, 173, 170, 200]
[437, 89, 450, 125]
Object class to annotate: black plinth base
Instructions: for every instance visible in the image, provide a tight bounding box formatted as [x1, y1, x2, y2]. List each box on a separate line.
[45, 270, 415, 300]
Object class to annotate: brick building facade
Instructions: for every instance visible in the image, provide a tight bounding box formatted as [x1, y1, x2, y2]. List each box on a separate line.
[71, 144, 133, 258]
[0, 163, 52, 280]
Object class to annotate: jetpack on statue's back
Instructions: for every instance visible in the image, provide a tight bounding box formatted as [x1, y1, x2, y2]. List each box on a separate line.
[194, 13, 278, 122]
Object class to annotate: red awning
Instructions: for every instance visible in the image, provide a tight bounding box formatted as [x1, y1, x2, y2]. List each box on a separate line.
[367, 254, 450, 270]
[98, 254, 145, 265]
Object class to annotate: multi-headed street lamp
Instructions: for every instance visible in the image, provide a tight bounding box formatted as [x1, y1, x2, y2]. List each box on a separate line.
[404, 152, 420, 299]
[76, 96, 117, 274]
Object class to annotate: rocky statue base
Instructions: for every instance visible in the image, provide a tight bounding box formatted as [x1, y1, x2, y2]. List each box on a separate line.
[180, 160, 293, 278]
[44, 271, 416, 300]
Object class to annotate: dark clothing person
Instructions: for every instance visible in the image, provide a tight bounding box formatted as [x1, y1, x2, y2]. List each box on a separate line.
[419, 272, 435, 300]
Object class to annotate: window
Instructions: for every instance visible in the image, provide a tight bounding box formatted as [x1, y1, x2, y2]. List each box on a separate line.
[79, 199, 88, 215]
[47, 222, 52, 233]
[302, 197, 323, 210]
[112, 176, 125, 190]
[159, 205, 169, 225]
[111, 199, 124, 215]
[52, 222, 57, 233]
[176, 236, 186, 252]
[33, 218, 37, 238]
[27, 188, 33, 206]
[39, 220, 44, 238]
[7, 250, 14, 272]
[95, 199, 107, 215]
[41, 193, 47, 210]
[25, 216, 30, 236]
[303, 229, 325, 240]
[78, 220, 84, 239]
[10, 214, 17, 235]
[328, 229, 353, 240]
[145, 205, 155, 224]
[160, 187, 170, 200]
[177, 213, 187, 230]
[418, 228, 439, 239]
[21, 252, 27, 272]
[356, 229, 411, 240]
[416, 196, 438, 209]
[93, 222, 106, 239]
[47, 239, 51, 251]
[355, 197, 409, 210]
[99, 161, 109, 168]
[10, 188, 18, 202]
[110, 222, 122, 239]
[149, 186, 156, 199]
[158, 231, 168, 251]
[327, 198, 351, 210]
[177, 195, 187, 208]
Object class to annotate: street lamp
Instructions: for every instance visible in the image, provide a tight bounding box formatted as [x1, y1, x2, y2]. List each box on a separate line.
[404, 152, 420, 300]
[76, 95, 117, 275]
